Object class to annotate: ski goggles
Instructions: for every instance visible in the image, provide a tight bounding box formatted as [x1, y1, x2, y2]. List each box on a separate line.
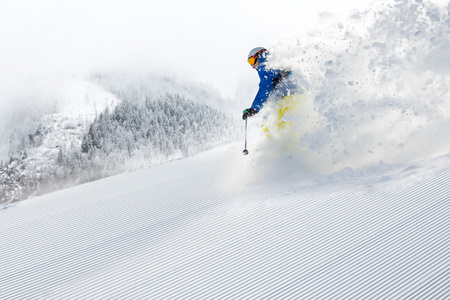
[247, 49, 266, 66]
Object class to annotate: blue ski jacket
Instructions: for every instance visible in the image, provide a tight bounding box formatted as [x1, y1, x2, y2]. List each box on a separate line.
[250, 52, 292, 112]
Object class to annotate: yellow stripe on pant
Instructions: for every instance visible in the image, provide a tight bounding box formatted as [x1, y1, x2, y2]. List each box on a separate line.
[262, 94, 303, 138]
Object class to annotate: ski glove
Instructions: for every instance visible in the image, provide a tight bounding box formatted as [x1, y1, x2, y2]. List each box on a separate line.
[242, 108, 258, 120]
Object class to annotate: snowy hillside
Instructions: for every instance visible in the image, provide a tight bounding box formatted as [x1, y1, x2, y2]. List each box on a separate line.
[1, 143, 450, 298]
[0, 80, 120, 204]
[1, 74, 238, 205]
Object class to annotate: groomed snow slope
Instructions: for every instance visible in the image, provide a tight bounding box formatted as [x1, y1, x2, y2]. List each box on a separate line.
[1, 142, 450, 299]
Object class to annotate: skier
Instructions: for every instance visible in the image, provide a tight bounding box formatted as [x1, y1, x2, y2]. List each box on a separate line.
[242, 47, 293, 120]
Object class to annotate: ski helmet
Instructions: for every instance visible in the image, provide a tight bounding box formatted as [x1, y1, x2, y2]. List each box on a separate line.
[247, 47, 267, 65]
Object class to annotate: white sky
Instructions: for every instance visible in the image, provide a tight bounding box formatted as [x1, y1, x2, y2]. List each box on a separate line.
[0, 0, 382, 100]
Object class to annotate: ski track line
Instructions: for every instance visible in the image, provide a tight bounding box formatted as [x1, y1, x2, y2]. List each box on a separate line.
[168, 196, 422, 298]
[60, 185, 386, 298]
[225, 175, 450, 298]
[205, 171, 450, 298]
[0, 166, 227, 286]
[291, 201, 450, 299]
[51, 170, 448, 298]
[0, 190, 206, 276]
[3, 172, 446, 298]
[0, 185, 229, 296]
[0, 168, 219, 267]
[0, 168, 181, 230]
[200, 170, 450, 298]
[1, 185, 356, 298]
[404, 266, 450, 300]
[44, 190, 336, 300]
[1, 166, 449, 298]
[3, 192, 446, 298]
[264, 173, 450, 296]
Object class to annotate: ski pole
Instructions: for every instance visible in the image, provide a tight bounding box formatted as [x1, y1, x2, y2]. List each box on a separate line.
[243, 118, 249, 155]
